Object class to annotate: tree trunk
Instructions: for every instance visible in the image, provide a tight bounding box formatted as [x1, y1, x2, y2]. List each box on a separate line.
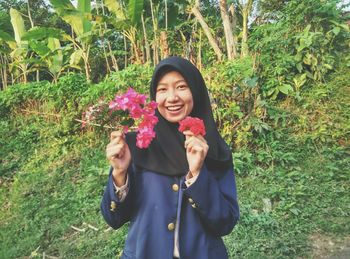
[219, 0, 236, 60]
[124, 28, 142, 64]
[0, 54, 8, 89]
[164, 0, 168, 31]
[28, 0, 40, 81]
[150, 0, 159, 64]
[124, 35, 128, 68]
[229, 4, 238, 57]
[101, 0, 118, 71]
[96, 0, 111, 73]
[240, 0, 253, 57]
[83, 46, 91, 81]
[160, 31, 170, 59]
[197, 29, 202, 71]
[107, 40, 119, 71]
[141, 13, 151, 63]
[192, 5, 223, 61]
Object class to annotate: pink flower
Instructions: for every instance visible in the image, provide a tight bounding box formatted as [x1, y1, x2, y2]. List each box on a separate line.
[143, 101, 158, 115]
[139, 113, 158, 128]
[129, 104, 144, 119]
[136, 127, 156, 148]
[123, 126, 129, 134]
[178, 116, 206, 136]
[83, 87, 158, 149]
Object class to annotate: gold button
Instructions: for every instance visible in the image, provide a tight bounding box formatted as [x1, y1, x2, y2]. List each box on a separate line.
[167, 222, 175, 231]
[188, 198, 194, 204]
[191, 203, 197, 209]
[172, 184, 179, 192]
[110, 201, 117, 211]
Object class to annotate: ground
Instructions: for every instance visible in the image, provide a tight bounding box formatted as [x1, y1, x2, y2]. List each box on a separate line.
[310, 234, 350, 259]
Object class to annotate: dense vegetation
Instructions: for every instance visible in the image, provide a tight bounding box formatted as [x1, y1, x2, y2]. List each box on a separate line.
[0, 0, 349, 258]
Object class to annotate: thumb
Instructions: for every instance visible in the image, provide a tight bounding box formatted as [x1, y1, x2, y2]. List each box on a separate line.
[183, 130, 194, 140]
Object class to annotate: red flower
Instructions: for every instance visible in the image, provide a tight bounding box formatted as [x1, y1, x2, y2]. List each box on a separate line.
[178, 116, 206, 136]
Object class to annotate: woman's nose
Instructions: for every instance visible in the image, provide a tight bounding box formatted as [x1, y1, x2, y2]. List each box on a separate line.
[167, 90, 179, 101]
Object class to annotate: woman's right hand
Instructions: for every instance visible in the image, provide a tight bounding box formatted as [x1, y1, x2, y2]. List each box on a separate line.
[106, 131, 131, 186]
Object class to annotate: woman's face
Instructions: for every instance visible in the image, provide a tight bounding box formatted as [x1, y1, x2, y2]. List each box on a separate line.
[155, 71, 194, 123]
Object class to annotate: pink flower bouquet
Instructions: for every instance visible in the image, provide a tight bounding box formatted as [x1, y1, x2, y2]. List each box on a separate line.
[82, 88, 158, 148]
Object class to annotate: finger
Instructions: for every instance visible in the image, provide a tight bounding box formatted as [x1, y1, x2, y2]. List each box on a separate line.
[110, 135, 124, 145]
[184, 136, 195, 148]
[106, 143, 124, 159]
[186, 140, 208, 156]
[110, 131, 124, 141]
[183, 130, 194, 140]
[196, 135, 207, 144]
[185, 137, 205, 150]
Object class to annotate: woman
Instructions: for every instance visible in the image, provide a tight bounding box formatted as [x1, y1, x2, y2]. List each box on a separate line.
[101, 56, 239, 259]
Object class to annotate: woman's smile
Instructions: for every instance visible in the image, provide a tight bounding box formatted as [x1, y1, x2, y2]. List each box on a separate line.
[166, 105, 183, 111]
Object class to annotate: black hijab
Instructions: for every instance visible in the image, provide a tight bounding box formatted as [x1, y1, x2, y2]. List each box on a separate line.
[126, 56, 232, 176]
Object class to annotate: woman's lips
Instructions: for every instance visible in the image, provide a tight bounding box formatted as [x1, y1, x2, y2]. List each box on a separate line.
[166, 105, 183, 112]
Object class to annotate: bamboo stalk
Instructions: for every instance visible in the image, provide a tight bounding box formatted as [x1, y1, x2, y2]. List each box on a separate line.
[141, 13, 151, 63]
[124, 35, 128, 68]
[96, 0, 111, 73]
[150, 0, 159, 64]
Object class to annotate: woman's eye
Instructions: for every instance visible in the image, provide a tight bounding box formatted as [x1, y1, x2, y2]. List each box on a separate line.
[178, 85, 188, 89]
[157, 87, 166, 92]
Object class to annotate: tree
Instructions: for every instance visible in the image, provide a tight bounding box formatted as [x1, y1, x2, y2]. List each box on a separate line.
[238, 0, 254, 57]
[0, 8, 31, 84]
[219, 0, 236, 59]
[192, 0, 223, 61]
[104, 0, 144, 64]
[50, 0, 96, 81]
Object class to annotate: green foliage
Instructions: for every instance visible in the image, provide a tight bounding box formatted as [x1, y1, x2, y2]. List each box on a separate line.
[250, 0, 349, 100]
[0, 60, 349, 258]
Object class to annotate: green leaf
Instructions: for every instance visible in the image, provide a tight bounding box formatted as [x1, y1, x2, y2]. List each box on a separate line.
[113, 20, 130, 30]
[0, 30, 15, 42]
[22, 27, 69, 41]
[296, 62, 303, 73]
[10, 47, 26, 59]
[104, 0, 126, 19]
[278, 84, 293, 94]
[167, 4, 179, 28]
[47, 37, 61, 51]
[128, 0, 144, 25]
[246, 77, 258, 88]
[10, 8, 26, 44]
[70, 49, 83, 65]
[77, 0, 91, 13]
[29, 41, 51, 57]
[61, 11, 85, 37]
[77, 0, 92, 34]
[49, 0, 75, 15]
[0, 30, 16, 49]
[49, 42, 63, 75]
[332, 27, 340, 36]
[323, 63, 333, 70]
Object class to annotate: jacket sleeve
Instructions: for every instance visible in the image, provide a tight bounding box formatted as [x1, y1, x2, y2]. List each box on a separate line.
[100, 166, 135, 229]
[182, 164, 240, 236]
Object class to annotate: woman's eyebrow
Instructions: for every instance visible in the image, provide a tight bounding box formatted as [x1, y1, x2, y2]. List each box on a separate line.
[157, 79, 187, 86]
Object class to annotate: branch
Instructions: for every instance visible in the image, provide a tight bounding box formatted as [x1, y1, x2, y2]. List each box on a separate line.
[71, 225, 86, 232]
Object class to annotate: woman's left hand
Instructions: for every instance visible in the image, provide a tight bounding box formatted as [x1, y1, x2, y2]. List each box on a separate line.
[184, 130, 209, 177]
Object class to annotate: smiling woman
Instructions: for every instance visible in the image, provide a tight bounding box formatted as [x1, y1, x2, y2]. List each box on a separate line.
[101, 56, 239, 259]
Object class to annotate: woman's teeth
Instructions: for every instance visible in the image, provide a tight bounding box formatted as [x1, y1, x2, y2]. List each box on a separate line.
[167, 106, 182, 111]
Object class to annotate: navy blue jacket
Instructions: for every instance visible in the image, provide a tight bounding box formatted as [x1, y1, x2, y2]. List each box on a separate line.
[101, 164, 239, 259]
